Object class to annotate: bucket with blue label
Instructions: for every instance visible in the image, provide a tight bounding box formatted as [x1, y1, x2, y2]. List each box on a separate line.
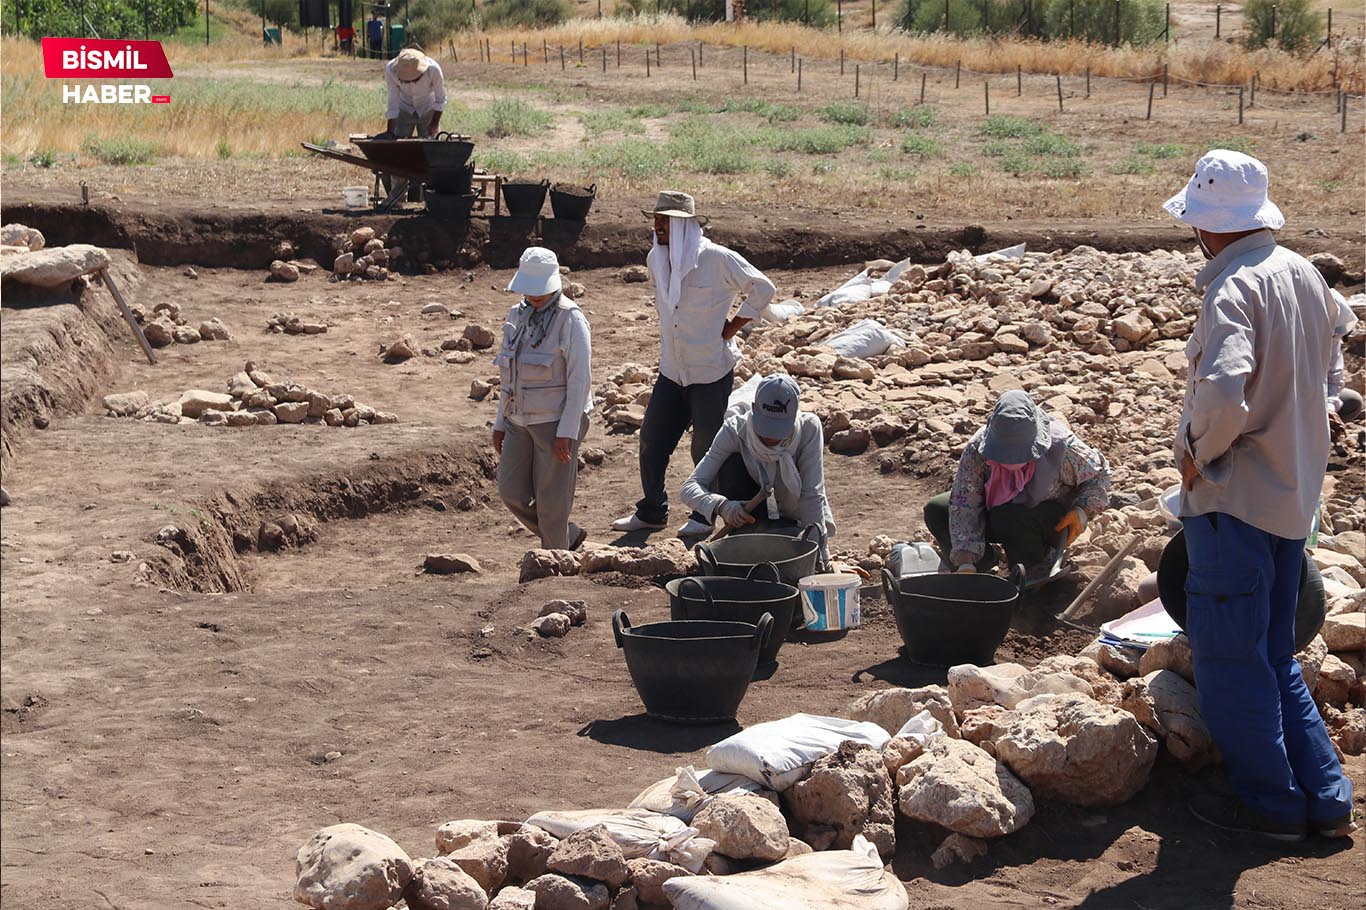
[797, 573, 861, 632]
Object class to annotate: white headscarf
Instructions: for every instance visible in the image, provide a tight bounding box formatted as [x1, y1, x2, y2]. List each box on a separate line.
[742, 411, 803, 520]
[647, 216, 705, 316]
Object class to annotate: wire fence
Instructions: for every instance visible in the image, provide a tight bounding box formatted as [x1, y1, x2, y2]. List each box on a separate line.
[451, 35, 1361, 133]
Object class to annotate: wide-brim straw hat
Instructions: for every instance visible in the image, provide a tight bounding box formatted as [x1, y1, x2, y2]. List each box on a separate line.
[643, 190, 709, 225]
[981, 390, 1051, 464]
[1163, 149, 1285, 233]
[393, 48, 430, 81]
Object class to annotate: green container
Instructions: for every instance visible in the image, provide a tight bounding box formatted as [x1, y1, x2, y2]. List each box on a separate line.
[263, 26, 281, 45]
[387, 24, 405, 57]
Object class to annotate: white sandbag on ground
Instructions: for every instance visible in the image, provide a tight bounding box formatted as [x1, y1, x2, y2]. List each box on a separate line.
[663, 844, 908, 910]
[973, 242, 1027, 261]
[822, 318, 906, 359]
[724, 374, 764, 420]
[705, 713, 891, 790]
[525, 808, 714, 872]
[760, 299, 806, 324]
[628, 766, 768, 822]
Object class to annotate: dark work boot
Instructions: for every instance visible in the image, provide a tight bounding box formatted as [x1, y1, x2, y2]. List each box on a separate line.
[1188, 794, 1306, 843]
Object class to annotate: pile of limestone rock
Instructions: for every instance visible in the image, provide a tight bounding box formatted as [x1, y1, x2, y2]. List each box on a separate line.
[128, 299, 232, 347]
[266, 312, 328, 335]
[288, 590, 1364, 910]
[331, 226, 402, 282]
[101, 361, 397, 428]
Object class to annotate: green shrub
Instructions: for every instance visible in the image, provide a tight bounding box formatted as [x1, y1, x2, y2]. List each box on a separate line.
[1135, 142, 1185, 159]
[901, 134, 945, 158]
[982, 139, 1013, 157]
[28, 150, 57, 168]
[621, 0, 834, 26]
[81, 136, 156, 165]
[897, 0, 985, 37]
[1021, 132, 1080, 157]
[667, 118, 755, 174]
[999, 152, 1036, 175]
[477, 149, 531, 175]
[1042, 0, 1166, 45]
[764, 159, 793, 178]
[765, 126, 870, 154]
[481, 99, 553, 138]
[579, 110, 646, 135]
[821, 103, 872, 126]
[216, 139, 232, 160]
[1113, 156, 1156, 175]
[878, 165, 919, 182]
[978, 115, 1044, 138]
[765, 104, 802, 123]
[1042, 158, 1090, 178]
[480, 0, 572, 28]
[889, 105, 937, 129]
[13, 0, 197, 40]
[587, 139, 670, 178]
[948, 162, 980, 177]
[1243, 0, 1322, 50]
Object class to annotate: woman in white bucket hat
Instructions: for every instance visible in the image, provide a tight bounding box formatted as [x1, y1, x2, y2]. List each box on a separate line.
[1163, 150, 1354, 842]
[492, 247, 594, 551]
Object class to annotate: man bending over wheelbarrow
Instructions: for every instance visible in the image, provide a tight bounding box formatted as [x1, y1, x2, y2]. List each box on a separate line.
[924, 390, 1110, 588]
[380, 48, 446, 139]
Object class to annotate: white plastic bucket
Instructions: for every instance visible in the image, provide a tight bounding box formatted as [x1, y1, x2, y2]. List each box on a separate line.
[342, 186, 369, 209]
[798, 573, 861, 632]
[1158, 483, 1181, 528]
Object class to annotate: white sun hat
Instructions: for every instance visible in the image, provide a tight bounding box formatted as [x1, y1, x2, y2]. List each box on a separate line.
[507, 246, 563, 296]
[1162, 149, 1285, 233]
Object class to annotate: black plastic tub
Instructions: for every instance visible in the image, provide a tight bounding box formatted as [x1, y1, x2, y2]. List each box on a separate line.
[1157, 528, 1325, 651]
[501, 179, 549, 218]
[883, 570, 1018, 667]
[426, 191, 476, 219]
[422, 138, 475, 194]
[665, 566, 797, 676]
[613, 610, 771, 724]
[550, 182, 596, 221]
[695, 525, 822, 588]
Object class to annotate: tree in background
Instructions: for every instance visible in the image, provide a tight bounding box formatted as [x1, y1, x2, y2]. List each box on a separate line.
[1242, 0, 1321, 51]
[479, 0, 572, 28]
[4, 0, 201, 40]
[614, 0, 833, 26]
[896, 0, 1165, 44]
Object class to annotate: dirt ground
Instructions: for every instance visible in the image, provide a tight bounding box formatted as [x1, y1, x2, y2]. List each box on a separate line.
[1, 245, 1363, 910]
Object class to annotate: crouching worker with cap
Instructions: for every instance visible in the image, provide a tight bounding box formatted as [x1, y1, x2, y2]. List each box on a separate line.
[1164, 149, 1354, 841]
[680, 375, 835, 569]
[924, 390, 1110, 582]
[492, 248, 593, 551]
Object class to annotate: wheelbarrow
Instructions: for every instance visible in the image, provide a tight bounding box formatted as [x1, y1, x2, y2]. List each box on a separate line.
[301, 132, 503, 215]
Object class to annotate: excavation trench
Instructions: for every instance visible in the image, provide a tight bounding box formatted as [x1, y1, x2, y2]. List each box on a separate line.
[144, 443, 498, 594]
[16, 195, 1355, 274]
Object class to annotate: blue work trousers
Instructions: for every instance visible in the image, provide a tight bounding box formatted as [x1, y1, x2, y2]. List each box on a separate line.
[1182, 512, 1352, 825]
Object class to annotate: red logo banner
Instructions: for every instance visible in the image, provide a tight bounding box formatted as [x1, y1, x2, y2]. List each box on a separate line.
[42, 38, 173, 79]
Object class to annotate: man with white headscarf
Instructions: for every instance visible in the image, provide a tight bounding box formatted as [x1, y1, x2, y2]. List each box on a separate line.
[612, 191, 777, 537]
[680, 374, 835, 568]
[1163, 149, 1353, 842]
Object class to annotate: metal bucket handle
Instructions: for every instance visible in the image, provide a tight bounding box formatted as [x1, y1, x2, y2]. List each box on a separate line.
[746, 562, 782, 584]
[881, 568, 902, 610]
[612, 609, 631, 648]
[752, 612, 774, 652]
[694, 542, 719, 575]
[677, 576, 716, 613]
[799, 524, 824, 546]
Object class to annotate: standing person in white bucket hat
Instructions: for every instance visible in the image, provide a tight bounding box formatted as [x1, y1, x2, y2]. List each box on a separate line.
[611, 191, 777, 538]
[1164, 150, 1354, 841]
[492, 247, 594, 551]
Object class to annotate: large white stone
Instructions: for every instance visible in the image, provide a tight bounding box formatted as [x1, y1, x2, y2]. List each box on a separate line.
[1120, 670, 1217, 770]
[1, 244, 110, 286]
[293, 823, 413, 910]
[897, 738, 1034, 838]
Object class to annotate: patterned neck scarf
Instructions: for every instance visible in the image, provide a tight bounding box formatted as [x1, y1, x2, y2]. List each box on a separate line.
[519, 292, 562, 350]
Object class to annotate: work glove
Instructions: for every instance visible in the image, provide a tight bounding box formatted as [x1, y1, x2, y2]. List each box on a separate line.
[717, 500, 755, 529]
[955, 564, 977, 574]
[1054, 508, 1088, 546]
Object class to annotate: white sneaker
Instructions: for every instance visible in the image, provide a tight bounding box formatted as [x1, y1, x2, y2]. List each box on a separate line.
[611, 513, 667, 532]
[676, 518, 713, 538]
